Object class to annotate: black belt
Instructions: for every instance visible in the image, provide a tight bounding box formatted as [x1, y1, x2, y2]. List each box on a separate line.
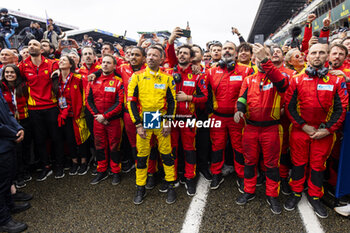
[246, 119, 280, 127]
[213, 111, 234, 118]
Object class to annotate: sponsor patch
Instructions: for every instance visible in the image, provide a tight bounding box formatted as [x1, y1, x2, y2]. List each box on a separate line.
[303, 78, 313, 81]
[104, 87, 116, 92]
[216, 70, 223, 74]
[317, 84, 334, 91]
[183, 81, 195, 87]
[262, 83, 273, 91]
[230, 76, 242, 81]
[341, 82, 347, 89]
[154, 83, 165, 89]
[109, 81, 115, 86]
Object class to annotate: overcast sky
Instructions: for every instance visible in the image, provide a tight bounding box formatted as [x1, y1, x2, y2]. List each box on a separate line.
[4, 0, 262, 48]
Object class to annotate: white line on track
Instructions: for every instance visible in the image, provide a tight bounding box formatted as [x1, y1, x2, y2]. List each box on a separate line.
[180, 176, 210, 233]
[297, 193, 324, 233]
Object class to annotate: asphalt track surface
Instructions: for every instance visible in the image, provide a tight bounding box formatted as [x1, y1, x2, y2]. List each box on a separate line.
[11, 169, 350, 233]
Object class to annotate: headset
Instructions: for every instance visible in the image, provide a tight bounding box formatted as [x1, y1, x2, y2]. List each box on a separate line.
[218, 59, 236, 71]
[305, 66, 329, 116]
[172, 66, 182, 83]
[305, 66, 329, 78]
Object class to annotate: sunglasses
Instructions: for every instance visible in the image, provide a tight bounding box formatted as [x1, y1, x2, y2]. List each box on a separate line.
[293, 53, 304, 59]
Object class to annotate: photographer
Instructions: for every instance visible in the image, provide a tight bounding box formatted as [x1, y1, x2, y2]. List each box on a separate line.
[0, 8, 18, 49]
[18, 22, 43, 46]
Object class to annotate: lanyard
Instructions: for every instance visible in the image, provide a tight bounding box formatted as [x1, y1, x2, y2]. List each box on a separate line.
[10, 88, 17, 112]
[59, 73, 72, 96]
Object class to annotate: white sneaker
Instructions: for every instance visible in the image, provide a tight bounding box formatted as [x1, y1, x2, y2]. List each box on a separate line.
[222, 164, 234, 177]
[334, 204, 350, 217]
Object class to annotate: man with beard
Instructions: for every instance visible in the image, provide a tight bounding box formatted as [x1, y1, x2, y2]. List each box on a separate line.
[234, 44, 288, 214]
[40, 39, 56, 60]
[18, 39, 64, 181]
[128, 46, 177, 205]
[207, 41, 253, 190]
[284, 43, 348, 218]
[270, 45, 296, 195]
[165, 44, 208, 196]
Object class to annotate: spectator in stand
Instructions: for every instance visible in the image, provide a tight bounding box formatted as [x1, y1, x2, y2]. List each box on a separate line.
[18, 39, 64, 181]
[19, 46, 29, 61]
[81, 34, 90, 47]
[43, 24, 59, 49]
[0, 8, 18, 48]
[18, 22, 43, 46]
[95, 38, 103, 55]
[124, 46, 133, 62]
[47, 18, 64, 39]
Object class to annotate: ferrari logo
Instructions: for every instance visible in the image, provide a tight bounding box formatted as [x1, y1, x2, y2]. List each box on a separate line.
[74, 85, 77, 89]
[44, 70, 48, 74]
[323, 76, 329, 83]
[109, 81, 115, 86]
[188, 74, 193, 80]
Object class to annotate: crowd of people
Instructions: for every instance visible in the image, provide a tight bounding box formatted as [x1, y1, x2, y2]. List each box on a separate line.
[1, 6, 350, 233]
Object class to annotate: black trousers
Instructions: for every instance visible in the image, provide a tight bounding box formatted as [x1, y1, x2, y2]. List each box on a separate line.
[16, 118, 32, 178]
[195, 109, 211, 171]
[29, 107, 64, 168]
[61, 117, 89, 159]
[0, 149, 16, 226]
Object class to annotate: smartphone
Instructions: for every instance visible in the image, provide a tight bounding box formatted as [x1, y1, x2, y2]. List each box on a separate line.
[181, 29, 191, 38]
[144, 33, 153, 39]
[318, 37, 328, 44]
[61, 40, 72, 46]
[254, 34, 264, 45]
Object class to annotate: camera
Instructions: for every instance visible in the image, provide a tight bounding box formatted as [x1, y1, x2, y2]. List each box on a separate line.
[290, 26, 302, 49]
[61, 40, 72, 46]
[181, 29, 191, 38]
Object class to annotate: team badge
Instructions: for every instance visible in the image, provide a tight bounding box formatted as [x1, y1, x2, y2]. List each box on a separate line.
[323, 76, 329, 83]
[109, 81, 115, 86]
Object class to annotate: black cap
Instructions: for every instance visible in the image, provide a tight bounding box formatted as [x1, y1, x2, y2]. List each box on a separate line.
[0, 8, 8, 13]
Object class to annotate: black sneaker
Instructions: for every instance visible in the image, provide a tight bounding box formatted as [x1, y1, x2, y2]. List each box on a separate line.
[256, 172, 265, 187]
[133, 185, 146, 205]
[145, 173, 156, 190]
[15, 179, 26, 189]
[159, 180, 169, 193]
[266, 196, 282, 214]
[23, 172, 32, 182]
[91, 167, 97, 176]
[179, 175, 186, 185]
[55, 168, 65, 179]
[69, 163, 79, 176]
[90, 172, 108, 185]
[307, 194, 328, 218]
[185, 178, 196, 196]
[281, 178, 292, 195]
[284, 192, 302, 211]
[236, 177, 244, 194]
[210, 174, 224, 190]
[166, 183, 177, 204]
[236, 192, 256, 205]
[0, 220, 27, 233]
[12, 191, 33, 202]
[122, 160, 135, 173]
[111, 173, 121, 185]
[11, 202, 31, 214]
[199, 168, 212, 181]
[37, 167, 53, 181]
[77, 163, 89, 175]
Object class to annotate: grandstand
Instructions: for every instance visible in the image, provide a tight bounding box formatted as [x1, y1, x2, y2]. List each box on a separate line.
[249, 0, 350, 45]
